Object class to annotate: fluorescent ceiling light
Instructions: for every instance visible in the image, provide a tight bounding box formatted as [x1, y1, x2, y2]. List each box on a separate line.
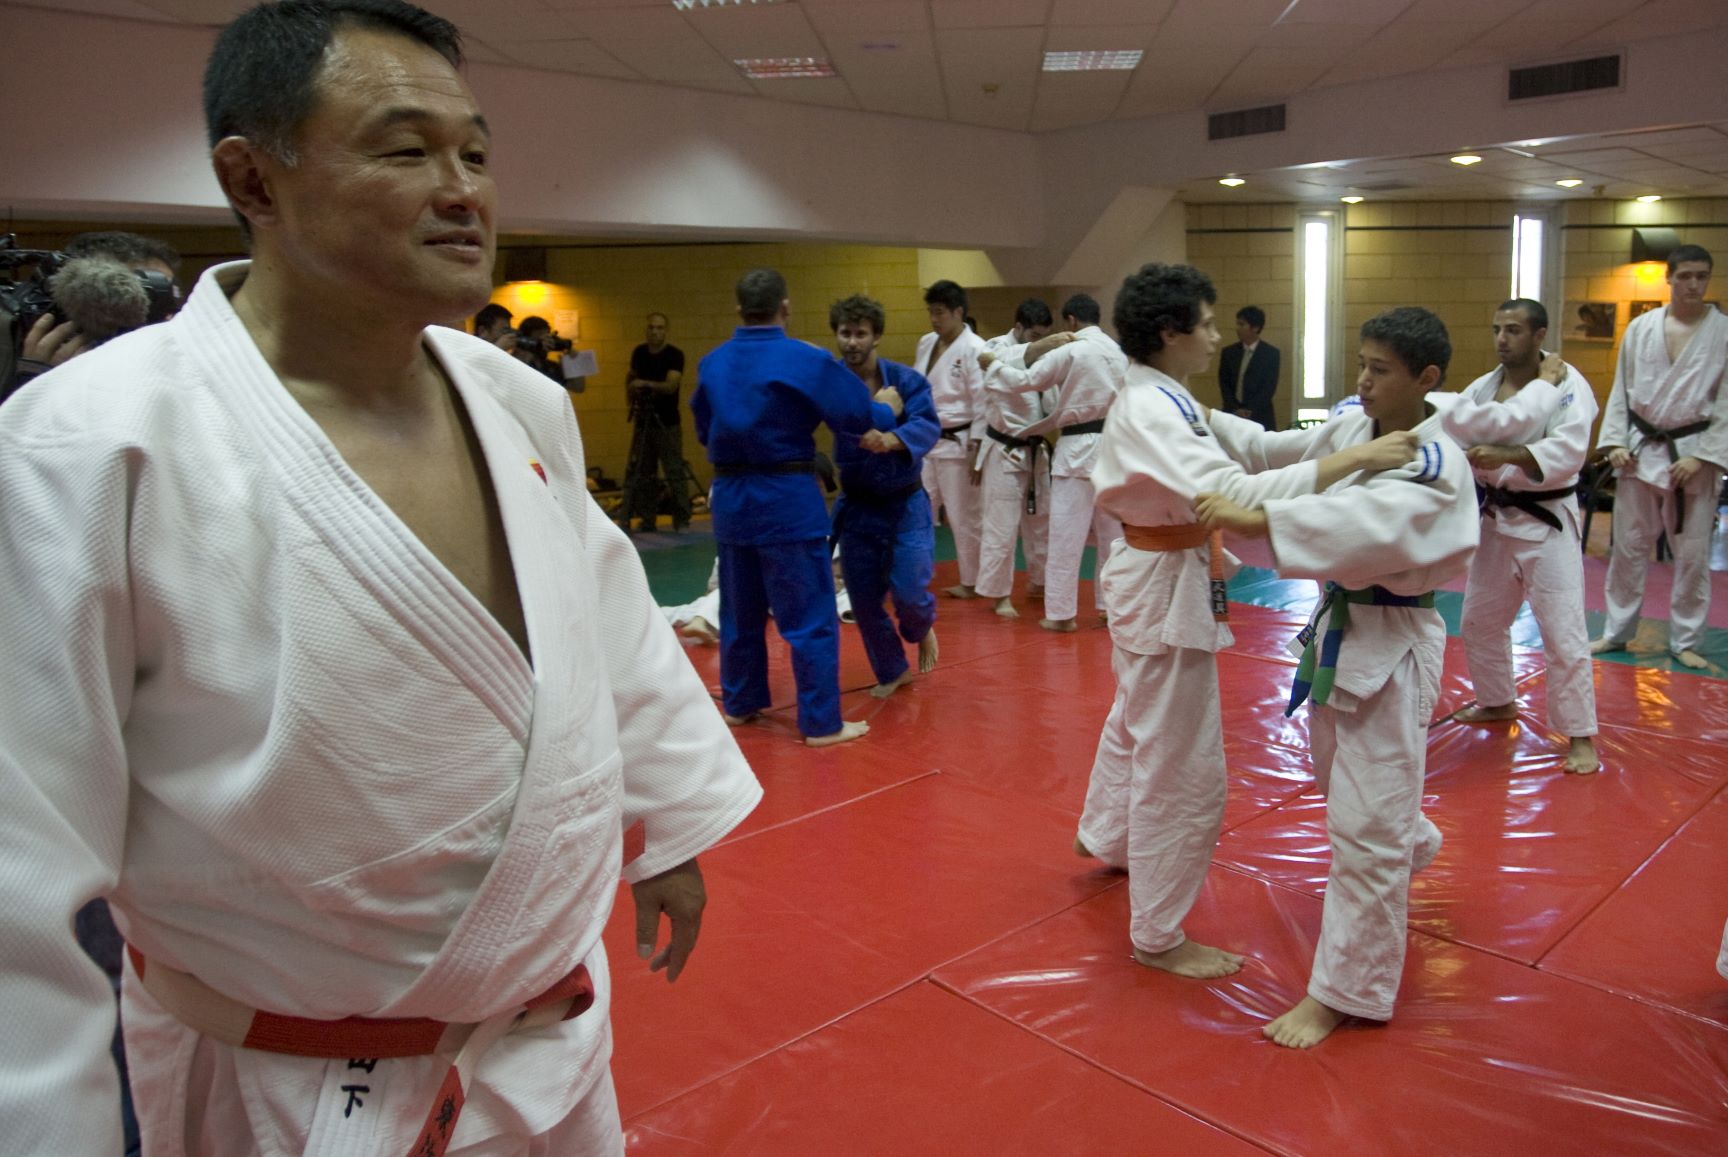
[1218, 177, 1245, 187]
[1042, 50, 1143, 72]
[1450, 154, 1483, 166]
[1340, 196, 1363, 204]
[735, 57, 836, 79]
[1637, 194, 1662, 203]
[675, 1, 779, 9]
[1555, 179, 1583, 188]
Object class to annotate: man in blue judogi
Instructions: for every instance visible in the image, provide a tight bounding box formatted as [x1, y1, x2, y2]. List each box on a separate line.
[691, 269, 903, 746]
[828, 294, 942, 698]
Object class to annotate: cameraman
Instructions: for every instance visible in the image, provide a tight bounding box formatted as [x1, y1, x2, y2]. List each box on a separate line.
[4, 231, 181, 403]
[623, 311, 692, 533]
[511, 314, 569, 384]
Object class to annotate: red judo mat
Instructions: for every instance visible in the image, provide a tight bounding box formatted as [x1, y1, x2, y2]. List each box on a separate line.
[608, 564, 1728, 1154]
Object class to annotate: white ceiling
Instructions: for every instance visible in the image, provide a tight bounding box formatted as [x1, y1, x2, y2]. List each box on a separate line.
[14, 0, 1728, 204]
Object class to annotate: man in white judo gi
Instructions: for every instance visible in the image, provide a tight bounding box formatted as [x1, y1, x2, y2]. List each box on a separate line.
[974, 298, 1056, 619]
[1440, 300, 1601, 774]
[988, 294, 1129, 631]
[0, 3, 761, 1152]
[1592, 244, 1728, 670]
[1201, 307, 1479, 1048]
[915, 279, 989, 598]
[1079, 264, 1419, 981]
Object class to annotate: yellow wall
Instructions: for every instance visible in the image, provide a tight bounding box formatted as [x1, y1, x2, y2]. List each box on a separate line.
[1186, 203, 1297, 415]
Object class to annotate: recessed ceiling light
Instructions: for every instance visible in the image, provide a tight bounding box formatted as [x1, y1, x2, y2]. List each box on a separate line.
[1451, 154, 1483, 166]
[1042, 50, 1143, 72]
[1340, 196, 1364, 204]
[1218, 177, 1245, 187]
[1555, 179, 1583, 188]
[735, 56, 836, 79]
[1636, 194, 1662, 203]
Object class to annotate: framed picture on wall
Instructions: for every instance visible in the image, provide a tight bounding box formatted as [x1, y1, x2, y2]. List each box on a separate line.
[1628, 300, 1662, 321]
[1563, 300, 1617, 341]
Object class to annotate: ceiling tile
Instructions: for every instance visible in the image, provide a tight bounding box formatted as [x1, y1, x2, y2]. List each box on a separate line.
[1030, 70, 1134, 131]
[492, 38, 640, 78]
[930, 0, 1051, 30]
[684, 1, 825, 58]
[1048, 0, 1175, 24]
[801, 1, 928, 36]
[1043, 22, 1162, 52]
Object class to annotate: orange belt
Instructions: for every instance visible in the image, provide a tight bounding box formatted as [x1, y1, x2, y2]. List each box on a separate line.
[129, 946, 594, 1157]
[1121, 522, 1229, 622]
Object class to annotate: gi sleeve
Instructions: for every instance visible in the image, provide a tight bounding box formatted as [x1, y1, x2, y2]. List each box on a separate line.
[0, 420, 135, 1155]
[1439, 378, 1562, 447]
[893, 369, 942, 464]
[1527, 370, 1599, 484]
[1210, 408, 1325, 471]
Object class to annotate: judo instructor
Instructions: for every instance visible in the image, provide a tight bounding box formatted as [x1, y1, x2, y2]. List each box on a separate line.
[0, 2, 762, 1153]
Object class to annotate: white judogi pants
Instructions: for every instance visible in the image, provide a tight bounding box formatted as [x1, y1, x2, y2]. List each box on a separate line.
[975, 448, 1049, 599]
[1076, 645, 1224, 955]
[1045, 474, 1120, 622]
[1602, 469, 1724, 654]
[923, 452, 982, 588]
[1718, 919, 1728, 982]
[1461, 520, 1597, 737]
[1308, 651, 1442, 1022]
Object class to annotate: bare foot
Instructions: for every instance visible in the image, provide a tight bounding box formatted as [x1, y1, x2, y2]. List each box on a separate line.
[1565, 736, 1600, 774]
[722, 711, 761, 726]
[1264, 996, 1348, 1049]
[1590, 636, 1627, 655]
[943, 584, 977, 599]
[1040, 618, 1078, 633]
[679, 615, 718, 645]
[918, 629, 939, 673]
[1454, 701, 1517, 723]
[1675, 648, 1709, 670]
[869, 671, 913, 699]
[1132, 940, 1245, 979]
[993, 597, 1019, 619]
[805, 719, 870, 746]
[1073, 834, 1093, 858]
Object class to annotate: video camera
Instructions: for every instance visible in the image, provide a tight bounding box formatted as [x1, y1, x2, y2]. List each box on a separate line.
[514, 330, 573, 356]
[0, 236, 68, 337]
[1, 234, 181, 344]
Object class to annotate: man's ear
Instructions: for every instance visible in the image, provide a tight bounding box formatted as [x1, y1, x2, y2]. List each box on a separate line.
[1418, 364, 1444, 391]
[211, 136, 280, 233]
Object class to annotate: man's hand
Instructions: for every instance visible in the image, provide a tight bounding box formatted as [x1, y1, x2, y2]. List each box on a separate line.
[1605, 447, 1632, 469]
[1539, 351, 1566, 384]
[860, 430, 903, 455]
[20, 314, 87, 371]
[1673, 455, 1705, 486]
[1351, 429, 1419, 472]
[1235, 407, 1252, 418]
[978, 350, 997, 371]
[1195, 492, 1270, 538]
[1466, 443, 1541, 480]
[877, 386, 904, 417]
[494, 331, 518, 351]
[1022, 330, 1077, 367]
[632, 858, 706, 983]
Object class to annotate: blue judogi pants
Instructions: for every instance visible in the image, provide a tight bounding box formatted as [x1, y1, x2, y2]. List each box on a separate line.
[837, 490, 937, 685]
[719, 537, 842, 737]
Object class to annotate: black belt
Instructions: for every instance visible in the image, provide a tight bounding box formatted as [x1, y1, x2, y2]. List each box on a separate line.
[1476, 484, 1575, 533]
[939, 423, 971, 443]
[986, 426, 1048, 514]
[842, 480, 922, 506]
[712, 459, 817, 477]
[1059, 419, 1106, 437]
[1628, 409, 1712, 533]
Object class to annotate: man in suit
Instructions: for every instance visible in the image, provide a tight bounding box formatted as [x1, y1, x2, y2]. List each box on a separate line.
[1218, 305, 1281, 429]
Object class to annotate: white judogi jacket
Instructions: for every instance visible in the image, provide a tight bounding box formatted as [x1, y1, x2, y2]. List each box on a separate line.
[1214, 405, 1478, 706]
[977, 330, 1054, 472]
[1091, 366, 1324, 656]
[1437, 362, 1598, 542]
[914, 325, 988, 460]
[1598, 304, 1728, 486]
[993, 326, 1127, 478]
[0, 262, 762, 1153]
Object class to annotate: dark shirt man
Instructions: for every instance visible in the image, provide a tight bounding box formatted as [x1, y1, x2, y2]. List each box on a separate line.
[625, 312, 693, 531]
[1218, 305, 1282, 430]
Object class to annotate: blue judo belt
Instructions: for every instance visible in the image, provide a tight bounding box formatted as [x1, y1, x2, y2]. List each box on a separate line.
[1286, 583, 1436, 716]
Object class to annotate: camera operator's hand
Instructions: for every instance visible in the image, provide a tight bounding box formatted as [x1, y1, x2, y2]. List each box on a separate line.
[20, 314, 88, 372]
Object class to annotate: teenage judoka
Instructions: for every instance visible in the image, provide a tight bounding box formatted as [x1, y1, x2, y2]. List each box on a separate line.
[1593, 244, 1728, 669]
[692, 268, 904, 746]
[989, 294, 1129, 631]
[829, 294, 942, 697]
[974, 298, 1056, 619]
[0, 4, 762, 1152]
[1201, 307, 1479, 1048]
[1081, 264, 1419, 981]
[1439, 300, 1601, 774]
[914, 279, 989, 598]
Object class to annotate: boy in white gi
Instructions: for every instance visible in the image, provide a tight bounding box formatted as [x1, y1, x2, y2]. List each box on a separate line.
[1200, 307, 1480, 1048]
[1080, 265, 1419, 980]
[1441, 300, 1600, 774]
[989, 294, 1129, 631]
[915, 279, 989, 597]
[1593, 244, 1728, 669]
[974, 298, 1056, 619]
[0, 4, 762, 1151]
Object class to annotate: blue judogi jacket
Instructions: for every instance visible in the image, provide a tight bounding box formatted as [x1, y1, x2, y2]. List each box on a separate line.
[692, 325, 896, 545]
[832, 357, 940, 499]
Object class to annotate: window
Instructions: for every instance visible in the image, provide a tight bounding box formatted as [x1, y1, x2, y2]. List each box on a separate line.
[1511, 212, 1544, 301]
[1294, 210, 1343, 412]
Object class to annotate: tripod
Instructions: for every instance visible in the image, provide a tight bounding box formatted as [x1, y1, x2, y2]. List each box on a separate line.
[620, 391, 703, 531]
